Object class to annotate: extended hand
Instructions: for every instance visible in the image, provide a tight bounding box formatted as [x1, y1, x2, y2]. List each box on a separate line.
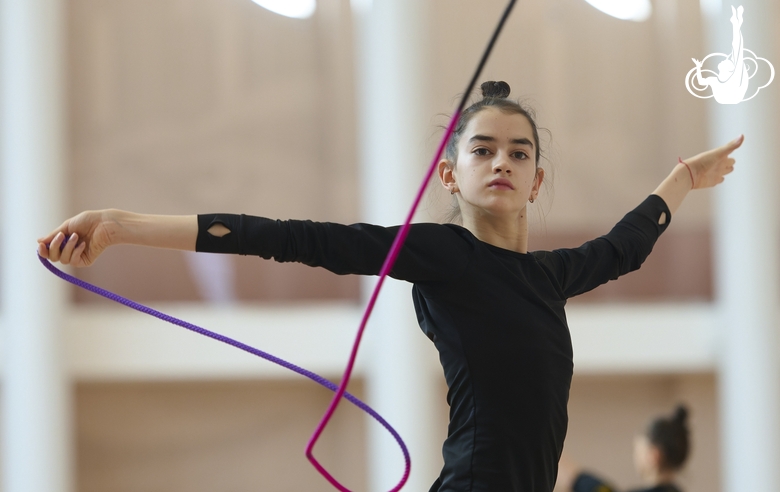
[37, 210, 116, 267]
[684, 135, 744, 189]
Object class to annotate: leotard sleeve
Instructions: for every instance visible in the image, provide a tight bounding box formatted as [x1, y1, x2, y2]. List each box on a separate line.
[536, 194, 671, 299]
[195, 215, 472, 283]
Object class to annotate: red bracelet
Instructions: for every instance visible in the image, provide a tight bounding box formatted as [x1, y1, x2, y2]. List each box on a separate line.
[678, 157, 694, 189]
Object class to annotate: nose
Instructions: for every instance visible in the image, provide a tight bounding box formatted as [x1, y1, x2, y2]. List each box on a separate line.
[492, 155, 511, 174]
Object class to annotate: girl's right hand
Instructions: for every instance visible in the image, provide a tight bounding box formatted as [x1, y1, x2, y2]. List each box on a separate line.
[684, 134, 743, 189]
[37, 210, 116, 267]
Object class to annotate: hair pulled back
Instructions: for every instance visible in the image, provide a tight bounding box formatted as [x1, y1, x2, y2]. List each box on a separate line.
[646, 405, 691, 471]
[445, 81, 542, 164]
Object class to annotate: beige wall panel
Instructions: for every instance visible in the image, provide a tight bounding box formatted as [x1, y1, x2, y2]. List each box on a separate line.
[560, 373, 720, 492]
[68, 0, 357, 219]
[76, 379, 367, 492]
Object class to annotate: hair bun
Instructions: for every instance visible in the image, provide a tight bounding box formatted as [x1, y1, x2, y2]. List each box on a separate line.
[673, 405, 689, 425]
[480, 81, 511, 99]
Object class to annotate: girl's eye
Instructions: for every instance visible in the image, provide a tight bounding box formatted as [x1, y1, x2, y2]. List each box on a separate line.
[473, 148, 491, 156]
[512, 151, 529, 160]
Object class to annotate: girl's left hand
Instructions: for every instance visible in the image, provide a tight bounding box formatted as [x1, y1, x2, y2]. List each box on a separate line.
[683, 134, 743, 189]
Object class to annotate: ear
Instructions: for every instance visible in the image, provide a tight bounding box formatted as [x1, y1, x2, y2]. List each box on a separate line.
[438, 159, 458, 194]
[530, 167, 545, 200]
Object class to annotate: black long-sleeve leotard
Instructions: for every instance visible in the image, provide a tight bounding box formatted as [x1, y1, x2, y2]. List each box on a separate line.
[196, 194, 671, 492]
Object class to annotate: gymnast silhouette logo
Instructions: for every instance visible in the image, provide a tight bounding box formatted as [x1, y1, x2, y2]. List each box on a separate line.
[685, 5, 774, 104]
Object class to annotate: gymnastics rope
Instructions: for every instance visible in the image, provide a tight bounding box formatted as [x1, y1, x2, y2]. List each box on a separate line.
[39, 1, 517, 490]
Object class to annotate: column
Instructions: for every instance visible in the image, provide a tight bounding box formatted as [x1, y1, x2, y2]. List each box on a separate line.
[1, 1, 72, 492]
[703, 0, 780, 490]
[351, 0, 443, 490]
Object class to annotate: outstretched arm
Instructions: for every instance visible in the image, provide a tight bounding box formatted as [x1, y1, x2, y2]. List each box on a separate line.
[652, 135, 743, 216]
[39, 210, 471, 282]
[37, 210, 198, 267]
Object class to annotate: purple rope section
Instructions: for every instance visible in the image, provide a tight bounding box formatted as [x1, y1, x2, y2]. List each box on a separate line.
[36, 253, 410, 475]
[305, 1, 517, 490]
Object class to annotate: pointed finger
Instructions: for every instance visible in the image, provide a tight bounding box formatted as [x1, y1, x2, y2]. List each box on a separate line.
[723, 134, 744, 152]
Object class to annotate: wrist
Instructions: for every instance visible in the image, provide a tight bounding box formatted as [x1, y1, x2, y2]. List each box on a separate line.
[102, 209, 133, 246]
[677, 157, 695, 189]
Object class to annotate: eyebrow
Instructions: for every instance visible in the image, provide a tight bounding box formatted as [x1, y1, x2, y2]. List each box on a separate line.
[468, 134, 534, 148]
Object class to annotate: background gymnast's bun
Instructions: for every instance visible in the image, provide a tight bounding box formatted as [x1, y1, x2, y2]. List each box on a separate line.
[672, 405, 689, 426]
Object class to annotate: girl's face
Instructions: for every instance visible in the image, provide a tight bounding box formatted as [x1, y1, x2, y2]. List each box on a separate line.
[440, 107, 542, 219]
[633, 434, 661, 481]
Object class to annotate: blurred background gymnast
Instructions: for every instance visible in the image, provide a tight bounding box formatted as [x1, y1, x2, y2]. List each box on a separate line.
[557, 405, 691, 492]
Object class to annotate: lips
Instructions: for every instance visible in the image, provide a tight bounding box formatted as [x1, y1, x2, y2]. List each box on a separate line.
[488, 178, 515, 190]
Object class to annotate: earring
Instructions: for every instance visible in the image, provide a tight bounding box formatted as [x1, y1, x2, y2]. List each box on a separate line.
[451, 189, 455, 195]
[529, 198, 534, 203]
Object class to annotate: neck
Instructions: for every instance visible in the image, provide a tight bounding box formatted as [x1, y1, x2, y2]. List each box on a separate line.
[461, 206, 530, 253]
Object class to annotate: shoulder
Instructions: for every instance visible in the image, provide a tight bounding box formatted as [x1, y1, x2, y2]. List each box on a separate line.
[406, 222, 479, 250]
[409, 222, 472, 237]
[530, 249, 563, 270]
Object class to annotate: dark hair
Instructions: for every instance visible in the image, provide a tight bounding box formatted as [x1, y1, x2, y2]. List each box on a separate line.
[646, 405, 691, 471]
[445, 81, 543, 165]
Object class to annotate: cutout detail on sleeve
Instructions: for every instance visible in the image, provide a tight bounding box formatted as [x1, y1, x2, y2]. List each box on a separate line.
[207, 223, 231, 237]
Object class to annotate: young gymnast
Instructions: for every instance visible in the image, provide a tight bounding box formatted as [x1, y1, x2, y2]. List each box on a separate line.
[557, 405, 691, 492]
[39, 81, 742, 491]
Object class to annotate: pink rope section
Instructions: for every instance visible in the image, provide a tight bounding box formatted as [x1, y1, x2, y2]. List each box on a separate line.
[304, 1, 517, 489]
